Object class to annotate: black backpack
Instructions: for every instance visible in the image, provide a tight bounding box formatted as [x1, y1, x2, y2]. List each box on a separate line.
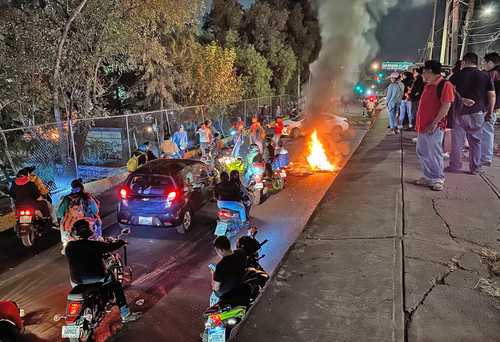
[437, 79, 464, 116]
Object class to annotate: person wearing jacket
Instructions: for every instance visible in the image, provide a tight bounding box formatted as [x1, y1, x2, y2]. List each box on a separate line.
[410, 67, 425, 127]
[399, 71, 415, 130]
[386, 72, 404, 134]
[58, 179, 101, 254]
[481, 52, 500, 167]
[9, 168, 51, 219]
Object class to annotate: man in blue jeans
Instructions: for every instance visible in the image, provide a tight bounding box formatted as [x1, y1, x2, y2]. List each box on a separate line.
[447, 52, 496, 175]
[386, 72, 403, 134]
[481, 53, 500, 167]
[414, 60, 454, 191]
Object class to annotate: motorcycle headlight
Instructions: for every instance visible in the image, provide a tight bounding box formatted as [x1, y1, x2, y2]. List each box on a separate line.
[227, 318, 238, 326]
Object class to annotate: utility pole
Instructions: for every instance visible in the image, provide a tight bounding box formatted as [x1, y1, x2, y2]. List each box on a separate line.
[450, 0, 460, 65]
[440, 0, 451, 64]
[428, 0, 438, 59]
[460, 0, 475, 59]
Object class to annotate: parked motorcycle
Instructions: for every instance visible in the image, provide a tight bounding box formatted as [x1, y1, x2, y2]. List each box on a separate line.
[202, 229, 269, 342]
[14, 203, 52, 247]
[57, 228, 132, 342]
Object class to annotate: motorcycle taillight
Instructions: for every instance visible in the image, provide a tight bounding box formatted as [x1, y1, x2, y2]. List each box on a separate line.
[65, 301, 82, 323]
[218, 210, 235, 219]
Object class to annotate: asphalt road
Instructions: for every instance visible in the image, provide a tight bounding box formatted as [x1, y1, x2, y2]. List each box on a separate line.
[0, 112, 371, 342]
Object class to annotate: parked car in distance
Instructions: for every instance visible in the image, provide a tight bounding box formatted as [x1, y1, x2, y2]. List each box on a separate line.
[118, 159, 215, 234]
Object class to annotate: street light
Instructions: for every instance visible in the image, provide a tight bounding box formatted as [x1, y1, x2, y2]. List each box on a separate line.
[481, 4, 495, 17]
[371, 62, 380, 71]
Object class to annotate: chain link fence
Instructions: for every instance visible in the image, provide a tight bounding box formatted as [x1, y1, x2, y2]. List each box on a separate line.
[0, 95, 297, 194]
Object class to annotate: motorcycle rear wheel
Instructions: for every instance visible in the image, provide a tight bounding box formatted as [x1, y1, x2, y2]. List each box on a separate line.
[20, 229, 35, 247]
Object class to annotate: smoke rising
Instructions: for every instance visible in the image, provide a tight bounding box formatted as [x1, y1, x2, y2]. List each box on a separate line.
[306, 0, 400, 115]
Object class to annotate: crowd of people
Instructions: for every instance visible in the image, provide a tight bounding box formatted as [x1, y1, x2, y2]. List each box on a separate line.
[386, 52, 499, 191]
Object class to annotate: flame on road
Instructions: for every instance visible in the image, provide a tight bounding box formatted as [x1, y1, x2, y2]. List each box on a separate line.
[307, 130, 335, 171]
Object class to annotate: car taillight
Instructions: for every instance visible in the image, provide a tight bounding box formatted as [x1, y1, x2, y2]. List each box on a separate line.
[66, 301, 81, 323]
[120, 188, 128, 199]
[19, 210, 32, 216]
[167, 191, 177, 201]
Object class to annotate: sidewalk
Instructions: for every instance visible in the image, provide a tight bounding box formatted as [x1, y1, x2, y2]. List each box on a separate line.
[235, 111, 500, 342]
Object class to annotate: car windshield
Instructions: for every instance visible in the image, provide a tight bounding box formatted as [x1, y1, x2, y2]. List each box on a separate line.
[128, 175, 175, 196]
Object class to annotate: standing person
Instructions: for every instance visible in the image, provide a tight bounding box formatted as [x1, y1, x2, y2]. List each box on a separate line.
[172, 125, 188, 158]
[196, 122, 212, 157]
[249, 116, 265, 153]
[232, 117, 245, 158]
[410, 67, 425, 128]
[161, 133, 180, 159]
[414, 60, 455, 191]
[275, 105, 282, 118]
[58, 178, 101, 254]
[398, 71, 415, 130]
[386, 72, 404, 134]
[447, 52, 496, 175]
[481, 52, 500, 167]
[270, 116, 284, 146]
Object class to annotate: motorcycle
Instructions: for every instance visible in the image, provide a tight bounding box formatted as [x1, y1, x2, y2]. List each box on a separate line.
[202, 229, 269, 342]
[245, 162, 267, 206]
[14, 202, 52, 247]
[57, 228, 132, 342]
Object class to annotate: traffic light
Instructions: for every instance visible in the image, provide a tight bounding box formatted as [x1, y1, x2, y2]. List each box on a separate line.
[353, 83, 365, 95]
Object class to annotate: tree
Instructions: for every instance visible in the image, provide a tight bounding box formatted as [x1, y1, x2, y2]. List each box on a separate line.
[241, 1, 298, 95]
[190, 43, 243, 106]
[204, 0, 243, 47]
[236, 45, 273, 98]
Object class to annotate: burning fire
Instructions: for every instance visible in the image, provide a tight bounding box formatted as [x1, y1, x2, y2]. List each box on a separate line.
[307, 130, 335, 171]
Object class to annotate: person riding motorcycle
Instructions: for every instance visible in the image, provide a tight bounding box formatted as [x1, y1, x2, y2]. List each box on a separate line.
[65, 219, 140, 323]
[58, 179, 101, 254]
[9, 168, 51, 222]
[210, 235, 249, 306]
[215, 172, 248, 225]
[25, 166, 58, 224]
[230, 170, 251, 215]
[242, 144, 264, 187]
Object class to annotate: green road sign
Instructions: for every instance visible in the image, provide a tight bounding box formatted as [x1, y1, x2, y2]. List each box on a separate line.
[382, 61, 414, 71]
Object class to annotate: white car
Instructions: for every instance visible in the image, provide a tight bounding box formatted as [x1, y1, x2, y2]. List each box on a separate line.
[281, 115, 304, 139]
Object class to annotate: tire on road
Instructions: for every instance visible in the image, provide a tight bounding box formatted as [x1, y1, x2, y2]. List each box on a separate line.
[20, 229, 35, 247]
[176, 208, 193, 234]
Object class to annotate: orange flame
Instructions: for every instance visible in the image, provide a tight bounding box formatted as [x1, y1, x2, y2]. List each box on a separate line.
[307, 130, 335, 171]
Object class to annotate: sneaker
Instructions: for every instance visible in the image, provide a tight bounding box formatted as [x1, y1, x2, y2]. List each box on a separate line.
[122, 312, 141, 323]
[482, 161, 492, 167]
[443, 152, 450, 159]
[431, 183, 444, 191]
[412, 137, 418, 143]
[413, 177, 432, 187]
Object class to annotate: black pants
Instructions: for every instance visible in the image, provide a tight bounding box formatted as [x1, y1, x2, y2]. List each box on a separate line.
[107, 279, 127, 308]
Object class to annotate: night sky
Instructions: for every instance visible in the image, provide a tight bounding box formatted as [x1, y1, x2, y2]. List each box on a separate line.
[238, 0, 434, 62]
[376, 0, 434, 62]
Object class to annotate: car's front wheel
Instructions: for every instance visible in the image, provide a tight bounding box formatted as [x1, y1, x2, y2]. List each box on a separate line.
[176, 208, 193, 234]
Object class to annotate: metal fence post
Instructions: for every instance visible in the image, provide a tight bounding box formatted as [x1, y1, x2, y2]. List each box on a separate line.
[244, 100, 247, 123]
[68, 119, 79, 179]
[125, 115, 132, 158]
